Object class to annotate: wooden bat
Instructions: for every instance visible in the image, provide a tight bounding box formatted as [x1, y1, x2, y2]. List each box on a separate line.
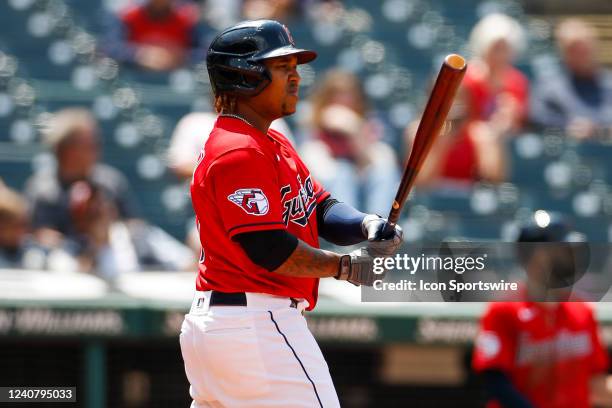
[384, 54, 467, 233]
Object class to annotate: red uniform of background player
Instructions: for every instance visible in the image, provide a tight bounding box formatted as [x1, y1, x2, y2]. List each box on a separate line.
[473, 211, 612, 408]
[473, 301, 608, 408]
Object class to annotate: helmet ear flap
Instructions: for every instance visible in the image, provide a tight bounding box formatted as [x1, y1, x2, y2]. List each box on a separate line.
[207, 50, 272, 96]
[242, 66, 271, 96]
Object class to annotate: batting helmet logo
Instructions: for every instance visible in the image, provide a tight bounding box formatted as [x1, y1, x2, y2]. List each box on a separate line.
[282, 24, 296, 46]
[228, 188, 270, 215]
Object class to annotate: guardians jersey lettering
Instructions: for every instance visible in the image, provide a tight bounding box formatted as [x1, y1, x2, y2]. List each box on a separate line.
[280, 175, 317, 227]
[516, 330, 592, 365]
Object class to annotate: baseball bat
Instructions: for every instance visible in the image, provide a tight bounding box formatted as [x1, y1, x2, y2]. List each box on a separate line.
[384, 54, 467, 234]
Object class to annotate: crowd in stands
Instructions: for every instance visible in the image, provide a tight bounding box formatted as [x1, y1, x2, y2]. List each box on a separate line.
[103, 0, 208, 71]
[299, 69, 400, 214]
[2, 0, 612, 280]
[1, 107, 194, 279]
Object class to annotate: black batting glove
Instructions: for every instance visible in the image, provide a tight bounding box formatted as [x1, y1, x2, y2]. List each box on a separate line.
[361, 214, 404, 257]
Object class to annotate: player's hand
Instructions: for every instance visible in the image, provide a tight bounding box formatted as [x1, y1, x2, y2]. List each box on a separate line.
[361, 214, 404, 257]
[335, 247, 383, 286]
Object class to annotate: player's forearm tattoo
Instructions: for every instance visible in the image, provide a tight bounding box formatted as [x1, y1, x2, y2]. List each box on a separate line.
[274, 240, 340, 278]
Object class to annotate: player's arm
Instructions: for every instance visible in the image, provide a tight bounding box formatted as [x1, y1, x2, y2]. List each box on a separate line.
[590, 375, 612, 407]
[482, 370, 535, 408]
[316, 197, 365, 246]
[233, 194, 404, 284]
[316, 196, 403, 256]
[233, 230, 334, 277]
[473, 304, 526, 406]
[234, 230, 380, 285]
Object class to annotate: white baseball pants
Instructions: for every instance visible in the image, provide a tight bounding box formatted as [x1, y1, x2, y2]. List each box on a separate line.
[180, 291, 341, 408]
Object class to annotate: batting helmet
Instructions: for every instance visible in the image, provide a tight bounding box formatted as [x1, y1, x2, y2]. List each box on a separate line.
[516, 210, 588, 289]
[517, 210, 585, 243]
[206, 20, 317, 97]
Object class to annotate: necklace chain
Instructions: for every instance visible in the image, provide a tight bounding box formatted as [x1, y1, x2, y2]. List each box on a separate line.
[220, 113, 257, 129]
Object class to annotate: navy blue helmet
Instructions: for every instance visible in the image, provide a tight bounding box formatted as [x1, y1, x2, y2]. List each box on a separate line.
[516, 210, 588, 289]
[206, 20, 317, 96]
[517, 210, 585, 243]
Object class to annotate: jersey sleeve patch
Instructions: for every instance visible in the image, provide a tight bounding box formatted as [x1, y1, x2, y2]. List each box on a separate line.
[475, 331, 501, 359]
[228, 188, 270, 216]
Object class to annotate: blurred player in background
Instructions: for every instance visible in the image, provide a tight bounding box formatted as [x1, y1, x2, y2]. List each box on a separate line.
[473, 211, 612, 408]
[179, 19, 403, 407]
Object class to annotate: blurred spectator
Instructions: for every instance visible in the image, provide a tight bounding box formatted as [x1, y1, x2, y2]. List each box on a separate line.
[300, 70, 399, 214]
[304, 0, 344, 24]
[167, 112, 294, 180]
[166, 111, 217, 259]
[241, 0, 341, 24]
[104, 0, 207, 71]
[167, 111, 217, 180]
[67, 181, 193, 279]
[0, 186, 76, 271]
[24, 108, 140, 248]
[242, 0, 300, 22]
[404, 86, 507, 187]
[531, 19, 612, 140]
[0, 186, 32, 269]
[465, 13, 529, 134]
[202, 0, 242, 30]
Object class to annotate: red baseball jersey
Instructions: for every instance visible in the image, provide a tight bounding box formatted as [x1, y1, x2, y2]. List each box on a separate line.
[473, 302, 609, 408]
[191, 116, 330, 310]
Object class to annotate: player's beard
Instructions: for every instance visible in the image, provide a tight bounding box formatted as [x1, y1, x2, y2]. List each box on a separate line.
[281, 98, 297, 116]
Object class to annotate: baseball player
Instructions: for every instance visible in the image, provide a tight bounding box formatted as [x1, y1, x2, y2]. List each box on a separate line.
[473, 212, 612, 408]
[179, 20, 403, 407]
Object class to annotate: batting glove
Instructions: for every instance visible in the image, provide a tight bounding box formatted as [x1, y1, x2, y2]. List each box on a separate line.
[361, 214, 404, 257]
[335, 247, 384, 286]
